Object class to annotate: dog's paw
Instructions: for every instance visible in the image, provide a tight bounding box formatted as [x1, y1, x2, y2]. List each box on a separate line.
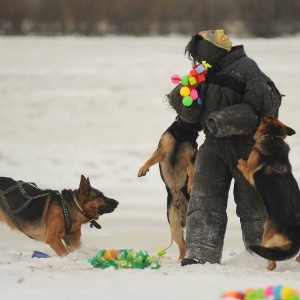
[238, 158, 246, 165]
[237, 159, 247, 170]
[187, 179, 193, 194]
[137, 166, 149, 177]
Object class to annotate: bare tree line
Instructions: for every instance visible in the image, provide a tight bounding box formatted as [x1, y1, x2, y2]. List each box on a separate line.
[0, 0, 299, 37]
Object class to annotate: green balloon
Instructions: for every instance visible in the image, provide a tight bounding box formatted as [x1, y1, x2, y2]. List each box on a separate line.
[181, 75, 189, 86]
[182, 96, 193, 107]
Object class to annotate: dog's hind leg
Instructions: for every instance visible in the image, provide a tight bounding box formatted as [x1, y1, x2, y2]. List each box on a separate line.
[63, 229, 82, 252]
[296, 254, 300, 263]
[168, 202, 186, 260]
[185, 154, 195, 194]
[261, 219, 277, 270]
[267, 260, 277, 271]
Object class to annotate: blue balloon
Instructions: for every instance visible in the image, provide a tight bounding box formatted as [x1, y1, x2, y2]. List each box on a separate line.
[273, 285, 283, 300]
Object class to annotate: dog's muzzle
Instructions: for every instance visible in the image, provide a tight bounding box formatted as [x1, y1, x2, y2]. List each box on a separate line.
[98, 198, 119, 215]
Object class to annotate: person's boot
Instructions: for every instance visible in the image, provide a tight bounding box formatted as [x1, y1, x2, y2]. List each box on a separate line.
[181, 257, 206, 266]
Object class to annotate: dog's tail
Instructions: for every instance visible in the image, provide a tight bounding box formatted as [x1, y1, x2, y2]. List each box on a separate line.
[249, 240, 300, 261]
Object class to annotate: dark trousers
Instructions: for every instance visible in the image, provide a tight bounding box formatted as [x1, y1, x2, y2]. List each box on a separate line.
[185, 137, 268, 263]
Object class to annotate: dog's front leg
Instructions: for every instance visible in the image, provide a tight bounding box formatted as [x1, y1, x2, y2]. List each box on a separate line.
[63, 229, 82, 252]
[238, 148, 261, 185]
[186, 159, 195, 194]
[138, 148, 164, 177]
[45, 203, 69, 256]
[46, 236, 69, 256]
[237, 158, 250, 179]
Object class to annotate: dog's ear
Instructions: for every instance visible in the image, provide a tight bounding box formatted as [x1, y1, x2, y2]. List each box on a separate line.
[79, 175, 91, 196]
[285, 125, 296, 136]
[86, 177, 91, 187]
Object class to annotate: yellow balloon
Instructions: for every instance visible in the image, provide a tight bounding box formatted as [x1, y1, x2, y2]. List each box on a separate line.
[280, 286, 294, 299]
[180, 86, 190, 97]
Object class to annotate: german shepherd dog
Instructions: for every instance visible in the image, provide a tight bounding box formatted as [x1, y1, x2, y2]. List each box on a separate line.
[237, 114, 300, 270]
[0, 175, 118, 256]
[138, 118, 198, 260]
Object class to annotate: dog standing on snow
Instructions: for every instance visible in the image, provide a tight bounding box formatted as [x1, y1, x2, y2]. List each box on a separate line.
[238, 114, 300, 270]
[138, 118, 198, 260]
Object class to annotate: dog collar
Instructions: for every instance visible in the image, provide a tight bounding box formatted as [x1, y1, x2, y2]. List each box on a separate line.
[71, 191, 101, 229]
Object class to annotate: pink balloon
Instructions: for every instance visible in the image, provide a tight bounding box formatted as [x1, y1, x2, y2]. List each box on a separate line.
[265, 286, 274, 297]
[171, 74, 181, 84]
[190, 89, 198, 100]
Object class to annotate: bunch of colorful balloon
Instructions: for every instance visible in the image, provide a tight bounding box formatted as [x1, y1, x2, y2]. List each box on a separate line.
[221, 285, 300, 300]
[88, 249, 161, 270]
[171, 61, 211, 107]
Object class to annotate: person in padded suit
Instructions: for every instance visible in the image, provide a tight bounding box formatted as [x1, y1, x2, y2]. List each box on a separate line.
[166, 29, 282, 266]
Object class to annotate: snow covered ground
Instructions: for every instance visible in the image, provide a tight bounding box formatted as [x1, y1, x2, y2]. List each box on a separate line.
[1, 35, 300, 299]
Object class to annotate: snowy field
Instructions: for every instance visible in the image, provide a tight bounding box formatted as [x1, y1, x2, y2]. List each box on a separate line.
[1, 35, 300, 299]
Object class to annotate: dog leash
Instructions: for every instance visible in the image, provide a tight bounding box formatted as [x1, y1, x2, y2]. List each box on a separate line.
[71, 191, 101, 229]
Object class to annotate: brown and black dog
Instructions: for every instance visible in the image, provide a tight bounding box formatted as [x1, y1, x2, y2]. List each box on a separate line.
[138, 119, 198, 260]
[237, 114, 300, 270]
[0, 175, 118, 256]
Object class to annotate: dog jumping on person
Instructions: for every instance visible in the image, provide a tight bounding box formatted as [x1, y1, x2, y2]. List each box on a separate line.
[0, 175, 118, 256]
[237, 113, 300, 270]
[138, 117, 198, 260]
